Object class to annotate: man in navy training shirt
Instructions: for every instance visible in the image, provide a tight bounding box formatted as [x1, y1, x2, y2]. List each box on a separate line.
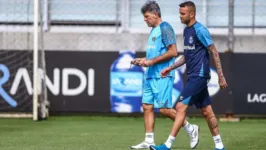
[150, 1, 228, 150]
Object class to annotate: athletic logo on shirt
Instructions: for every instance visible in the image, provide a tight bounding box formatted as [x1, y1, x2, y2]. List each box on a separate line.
[152, 36, 156, 42]
[189, 36, 193, 44]
[179, 96, 184, 101]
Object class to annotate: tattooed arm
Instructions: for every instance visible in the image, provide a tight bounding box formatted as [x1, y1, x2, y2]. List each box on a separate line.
[160, 55, 185, 77]
[208, 44, 228, 88]
[170, 55, 185, 70]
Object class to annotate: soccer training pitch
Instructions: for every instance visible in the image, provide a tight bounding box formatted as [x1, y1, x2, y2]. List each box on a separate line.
[0, 116, 265, 150]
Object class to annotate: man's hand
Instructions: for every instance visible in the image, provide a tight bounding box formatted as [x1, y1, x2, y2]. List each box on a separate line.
[219, 75, 228, 89]
[131, 58, 146, 66]
[160, 67, 171, 77]
[142, 60, 154, 67]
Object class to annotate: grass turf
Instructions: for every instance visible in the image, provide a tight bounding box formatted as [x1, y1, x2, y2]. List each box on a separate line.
[0, 116, 265, 150]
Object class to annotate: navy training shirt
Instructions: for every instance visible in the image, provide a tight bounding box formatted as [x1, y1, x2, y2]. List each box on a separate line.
[183, 22, 213, 79]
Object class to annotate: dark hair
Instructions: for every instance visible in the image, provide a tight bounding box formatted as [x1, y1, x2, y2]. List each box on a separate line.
[179, 1, 196, 13]
[141, 0, 161, 17]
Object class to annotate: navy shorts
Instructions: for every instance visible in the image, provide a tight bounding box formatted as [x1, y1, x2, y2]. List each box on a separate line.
[177, 76, 211, 109]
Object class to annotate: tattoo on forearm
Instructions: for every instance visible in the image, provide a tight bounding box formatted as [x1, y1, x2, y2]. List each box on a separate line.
[207, 116, 218, 129]
[171, 56, 185, 70]
[208, 45, 223, 77]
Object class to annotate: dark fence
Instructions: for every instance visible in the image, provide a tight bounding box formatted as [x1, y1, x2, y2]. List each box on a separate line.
[0, 51, 265, 116]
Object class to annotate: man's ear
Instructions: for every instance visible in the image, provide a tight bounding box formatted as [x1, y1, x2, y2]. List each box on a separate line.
[190, 11, 195, 18]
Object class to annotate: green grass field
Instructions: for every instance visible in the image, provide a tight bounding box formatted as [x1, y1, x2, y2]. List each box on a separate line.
[0, 116, 265, 150]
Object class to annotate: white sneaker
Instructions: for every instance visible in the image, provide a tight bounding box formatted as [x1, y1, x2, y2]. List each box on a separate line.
[131, 141, 155, 149]
[188, 125, 199, 149]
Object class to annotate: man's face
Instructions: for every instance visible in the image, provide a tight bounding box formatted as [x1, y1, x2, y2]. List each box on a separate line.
[179, 6, 192, 24]
[143, 11, 157, 27]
